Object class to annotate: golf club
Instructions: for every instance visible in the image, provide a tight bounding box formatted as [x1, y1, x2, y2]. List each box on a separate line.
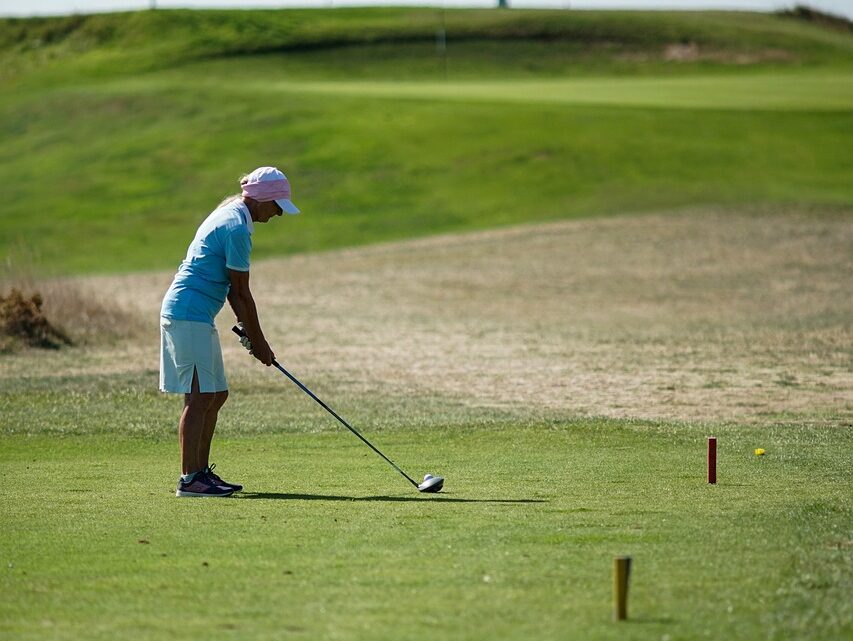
[231, 326, 444, 493]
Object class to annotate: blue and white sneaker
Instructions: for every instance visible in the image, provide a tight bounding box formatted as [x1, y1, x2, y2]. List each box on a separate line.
[176, 471, 234, 498]
[205, 464, 243, 493]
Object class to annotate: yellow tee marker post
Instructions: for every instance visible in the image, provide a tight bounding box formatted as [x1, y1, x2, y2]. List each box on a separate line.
[613, 556, 632, 621]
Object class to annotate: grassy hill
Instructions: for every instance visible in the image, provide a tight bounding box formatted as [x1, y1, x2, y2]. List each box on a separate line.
[2, 8, 852, 83]
[0, 8, 851, 275]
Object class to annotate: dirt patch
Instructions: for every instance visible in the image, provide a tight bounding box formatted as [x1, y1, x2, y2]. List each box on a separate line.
[0, 271, 145, 349]
[0, 288, 71, 350]
[664, 42, 700, 61]
[5, 207, 852, 427]
[661, 42, 794, 64]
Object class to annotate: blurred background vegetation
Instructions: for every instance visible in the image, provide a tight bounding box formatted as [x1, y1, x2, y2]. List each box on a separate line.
[0, 7, 851, 275]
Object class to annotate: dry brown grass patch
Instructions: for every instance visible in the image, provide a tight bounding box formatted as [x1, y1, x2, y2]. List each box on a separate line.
[3, 207, 851, 427]
[0, 288, 72, 350]
[0, 269, 144, 350]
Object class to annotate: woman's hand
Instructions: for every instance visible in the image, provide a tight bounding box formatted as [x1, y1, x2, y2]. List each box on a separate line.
[251, 339, 275, 366]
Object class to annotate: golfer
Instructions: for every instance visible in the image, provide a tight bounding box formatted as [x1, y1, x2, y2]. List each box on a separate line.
[160, 166, 300, 497]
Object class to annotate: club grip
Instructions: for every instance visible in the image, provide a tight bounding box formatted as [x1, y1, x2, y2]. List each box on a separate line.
[231, 325, 246, 338]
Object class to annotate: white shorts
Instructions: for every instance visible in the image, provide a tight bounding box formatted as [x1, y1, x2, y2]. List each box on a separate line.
[159, 317, 228, 394]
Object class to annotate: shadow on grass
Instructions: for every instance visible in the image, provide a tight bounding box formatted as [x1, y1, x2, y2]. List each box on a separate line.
[629, 617, 676, 624]
[237, 492, 547, 504]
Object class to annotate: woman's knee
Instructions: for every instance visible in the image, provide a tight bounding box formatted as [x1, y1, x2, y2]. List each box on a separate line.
[185, 391, 216, 415]
[211, 389, 229, 411]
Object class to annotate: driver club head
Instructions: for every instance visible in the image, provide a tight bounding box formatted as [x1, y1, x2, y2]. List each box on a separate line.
[418, 473, 444, 493]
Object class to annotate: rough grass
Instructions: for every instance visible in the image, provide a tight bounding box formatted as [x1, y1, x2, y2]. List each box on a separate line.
[2, 207, 850, 432]
[0, 9, 852, 276]
[0, 260, 143, 350]
[1, 76, 851, 275]
[0, 288, 73, 350]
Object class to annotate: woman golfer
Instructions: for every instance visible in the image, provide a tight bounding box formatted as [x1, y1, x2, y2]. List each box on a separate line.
[160, 166, 300, 497]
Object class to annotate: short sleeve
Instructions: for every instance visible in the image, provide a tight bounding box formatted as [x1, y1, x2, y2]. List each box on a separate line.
[225, 229, 252, 272]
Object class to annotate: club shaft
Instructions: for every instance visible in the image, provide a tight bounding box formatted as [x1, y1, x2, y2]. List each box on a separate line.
[231, 325, 419, 487]
[272, 362, 419, 488]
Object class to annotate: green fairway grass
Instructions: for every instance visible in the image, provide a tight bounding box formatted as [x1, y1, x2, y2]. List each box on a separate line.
[269, 70, 853, 111]
[1, 419, 851, 640]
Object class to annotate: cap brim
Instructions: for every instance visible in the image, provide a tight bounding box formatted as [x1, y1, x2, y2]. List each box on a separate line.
[275, 198, 300, 215]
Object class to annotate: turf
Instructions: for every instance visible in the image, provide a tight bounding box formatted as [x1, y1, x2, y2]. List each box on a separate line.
[271, 69, 853, 110]
[1, 419, 851, 640]
[3, 8, 851, 83]
[2, 208, 852, 639]
[1, 8, 852, 276]
[1, 74, 851, 275]
[2, 8, 852, 640]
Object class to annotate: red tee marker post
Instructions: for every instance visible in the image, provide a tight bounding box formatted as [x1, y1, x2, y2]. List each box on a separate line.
[707, 437, 717, 484]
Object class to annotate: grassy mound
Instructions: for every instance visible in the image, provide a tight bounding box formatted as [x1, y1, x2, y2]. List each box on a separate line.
[2, 8, 852, 83]
[0, 9, 851, 276]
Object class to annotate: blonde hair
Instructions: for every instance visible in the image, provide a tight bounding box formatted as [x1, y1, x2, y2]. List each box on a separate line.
[217, 172, 250, 207]
[217, 194, 242, 208]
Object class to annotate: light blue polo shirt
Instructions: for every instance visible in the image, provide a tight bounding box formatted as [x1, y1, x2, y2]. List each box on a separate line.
[161, 199, 253, 326]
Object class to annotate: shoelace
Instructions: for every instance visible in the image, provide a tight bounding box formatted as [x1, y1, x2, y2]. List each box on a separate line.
[206, 464, 222, 483]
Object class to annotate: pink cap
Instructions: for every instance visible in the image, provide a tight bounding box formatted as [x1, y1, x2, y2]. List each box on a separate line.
[240, 166, 300, 215]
